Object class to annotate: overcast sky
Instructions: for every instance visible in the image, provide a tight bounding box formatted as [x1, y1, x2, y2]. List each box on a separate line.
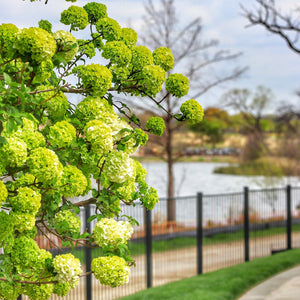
[0, 0, 299, 111]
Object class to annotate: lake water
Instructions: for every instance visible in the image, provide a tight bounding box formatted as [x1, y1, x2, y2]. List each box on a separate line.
[142, 162, 300, 197]
[136, 162, 300, 224]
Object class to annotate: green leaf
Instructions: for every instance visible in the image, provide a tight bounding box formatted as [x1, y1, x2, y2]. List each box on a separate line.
[6, 118, 16, 133]
[3, 72, 12, 84]
[87, 215, 97, 223]
[92, 188, 98, 198]
[0, 136, 8, 146]
[72, 206, 80, 214]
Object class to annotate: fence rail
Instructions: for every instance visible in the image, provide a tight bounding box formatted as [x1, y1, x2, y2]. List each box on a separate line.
[19, 185, 300, 300]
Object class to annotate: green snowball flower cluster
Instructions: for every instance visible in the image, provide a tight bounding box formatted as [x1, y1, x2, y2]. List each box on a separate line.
[73, 64, 112, 97]
[120, 28, 138, 48]
[38, 19, 52, 33]
[34, 59, 53, 83]
[76, 96, 114, 123]
[180, 99, 204, 124]
[11, 236, 40, 268]
[0, 23, 19, 60]
[10, 187, 41, 214]
[0, 281, 20, 300]
[121, 128, 149, 154]
[110, 118, 132, 140]
[103, 151, 136, 183]
[92, 256, 130, 287]
[27, 147, 63, 185]
[102, 41, 132, 66]
[153, 47, 174, 71]
[1, 137, 27, 167]
[142, 187, 159, 210]
[14, 27, 56, 64]
[23, 282, 53, 300]
[12, 173, 36, 190]
[131, 46, 153, 70]
[3, 117, 45, 150]
[53, 253, 81, 288]
[53, 30, 78, 62]
[53, 282, 71, 297]
[166, 73, 189, 97]
[0, 211, 13, 241]
[48, 120, 76, 148]
[96, 17, 121, 42]
[145, 117, 166, 136]
[77, 39, 96, 58]
[110, 65, 130, 81]
[117, 179, 135, 201]
[83, 2, 107, 25]
[134, 160, 147, 182]
[84, 120, 113, 156]
[54, 210, 81, 235]
[59, 165, 88, 197]
[93, 218, 133, 248]
[38, 86, 69, 118]
[141, 65, 166, 96]
[11, 211, 36, 232]
[0, 180, 8, 204]
[60, 5, 89, 31]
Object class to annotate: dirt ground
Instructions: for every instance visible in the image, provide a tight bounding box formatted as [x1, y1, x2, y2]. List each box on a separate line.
[22, 232, 300, 300]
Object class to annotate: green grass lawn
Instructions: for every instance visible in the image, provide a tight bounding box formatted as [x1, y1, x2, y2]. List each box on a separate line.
[119, 248, 300, 300]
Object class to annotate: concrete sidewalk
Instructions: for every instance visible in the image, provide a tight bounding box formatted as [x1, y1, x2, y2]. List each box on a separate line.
[238, 265, 300, 300]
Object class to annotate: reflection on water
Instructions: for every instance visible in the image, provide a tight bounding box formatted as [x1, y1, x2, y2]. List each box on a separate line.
[142, 162, 300, 197]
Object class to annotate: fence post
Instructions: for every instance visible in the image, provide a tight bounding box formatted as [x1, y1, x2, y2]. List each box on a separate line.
[145, 208, 152, 288]
[197, 192, 203, 275]
[85, 205, 92, 300]
[244, 187, 250, 262]
[286, 185, 292, 250]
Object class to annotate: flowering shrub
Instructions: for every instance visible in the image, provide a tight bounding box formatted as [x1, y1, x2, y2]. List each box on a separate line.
[53, 210, 81, 236]
[48, 120, 76, 148]
[153, 47, 174, 71]
[0, 1, 204, 298]
[53, 30, 78, 62]
[73, 64, 112, 96]
[102, 41, 132, 66]
[180, 99, 204, 124]
[93, 218, 133, 248]
[145, 117, 166, 136]
[131, 45, 153, 70]
[60, 5, 89, 31]
[92, 256, 130, 287]
[166, 73, 189, 97]
[53, 253, 81, 288]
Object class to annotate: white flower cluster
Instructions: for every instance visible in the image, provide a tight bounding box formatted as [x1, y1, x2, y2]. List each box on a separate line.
[93, 218, 133, 248]
[53, 253, 81, 289]
[103, 151, 136, 184]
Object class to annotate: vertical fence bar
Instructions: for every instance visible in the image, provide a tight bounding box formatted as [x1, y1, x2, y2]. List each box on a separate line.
[197, 192, 203, 274]
[145, 208, 152, 288]
[286, 185, 292, 250]
[85, 205, 92, 300]
[244, 187, 250, 262]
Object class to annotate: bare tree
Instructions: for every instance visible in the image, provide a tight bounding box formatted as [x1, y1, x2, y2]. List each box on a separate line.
[241, 0, 300, 55]
[134, 0, 246, 221]
[221, 86, 273, 161]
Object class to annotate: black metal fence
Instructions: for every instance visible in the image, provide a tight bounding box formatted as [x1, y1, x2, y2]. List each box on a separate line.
[19, 185, 300, 300]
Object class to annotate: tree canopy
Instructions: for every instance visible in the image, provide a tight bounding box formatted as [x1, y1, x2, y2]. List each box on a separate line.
[0, 1, 204, 299]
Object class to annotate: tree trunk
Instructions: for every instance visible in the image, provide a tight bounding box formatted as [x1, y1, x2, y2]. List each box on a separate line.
[166, 113, 176, 222]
